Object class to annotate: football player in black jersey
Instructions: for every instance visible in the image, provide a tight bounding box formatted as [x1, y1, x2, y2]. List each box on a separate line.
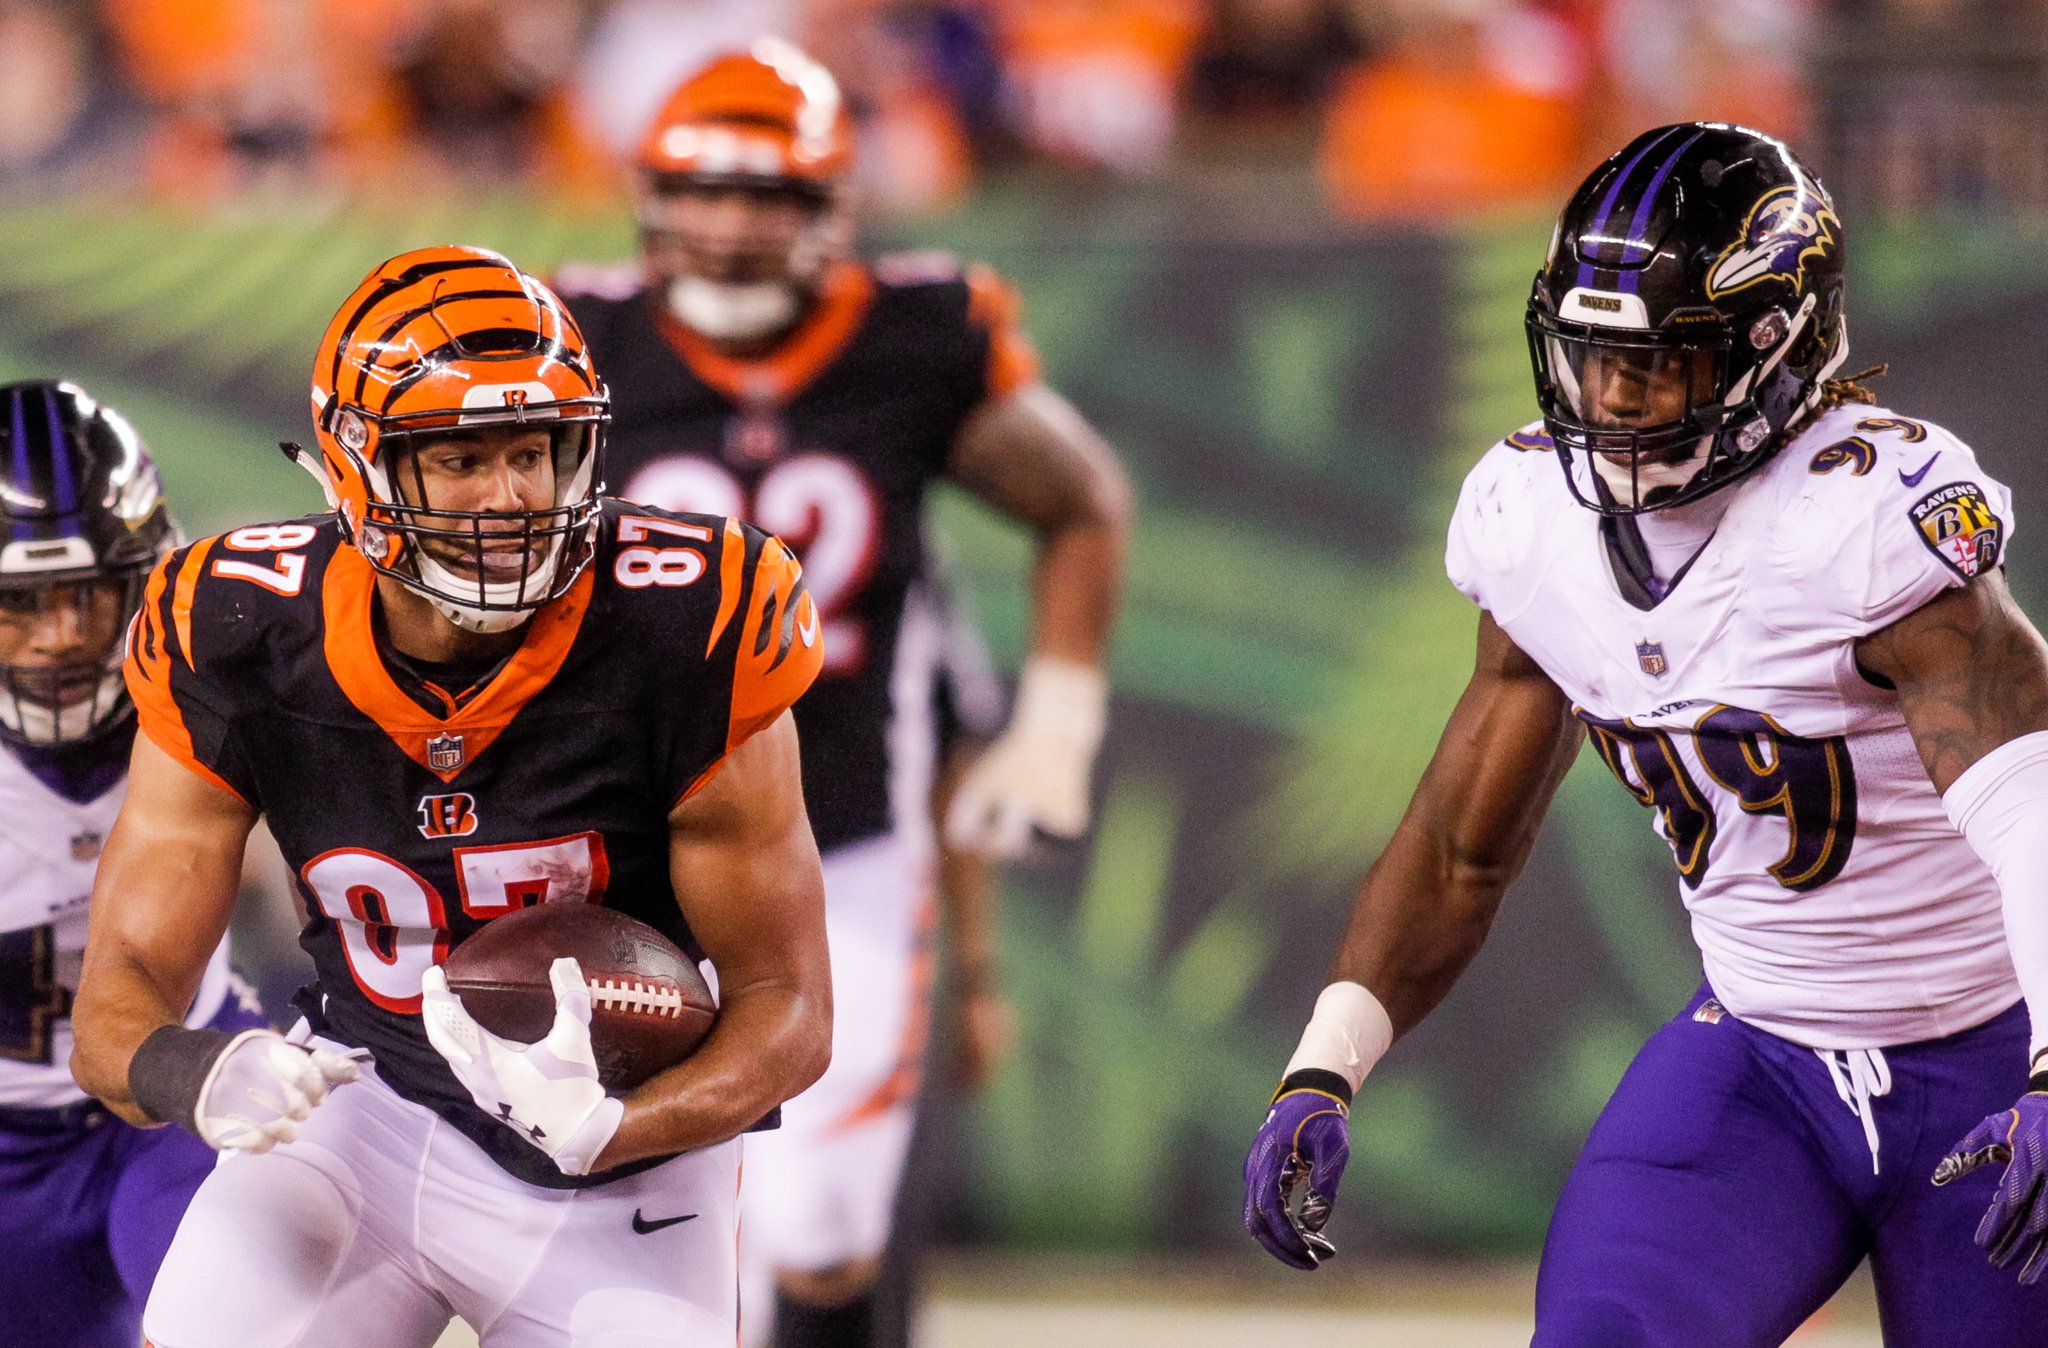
[70, 245, 832, 1348]
[556, 40, 1132, 1348]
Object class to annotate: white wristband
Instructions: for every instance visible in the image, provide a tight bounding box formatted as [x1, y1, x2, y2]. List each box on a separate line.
[1943, 729, 2048, 1064]
[1283, 981, 1394, 1095]
[1011, 656, 1107, 754]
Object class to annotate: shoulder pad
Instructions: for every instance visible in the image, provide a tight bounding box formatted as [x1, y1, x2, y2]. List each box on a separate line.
[726, 527, 822, 751]
[871, 250, 966, 288]
[1445, 430, 1563, 614]
[165, 518, 339, 654]
[551, 260, 645, 302]
[127, 524, 336, 802]
[1763, 409, 2013, 634]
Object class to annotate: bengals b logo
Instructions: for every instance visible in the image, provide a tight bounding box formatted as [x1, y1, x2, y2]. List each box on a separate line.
[416, 793, 479, 839]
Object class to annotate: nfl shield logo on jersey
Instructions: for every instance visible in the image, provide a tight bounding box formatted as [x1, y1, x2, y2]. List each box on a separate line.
[1636, 641, 1668, 677]
[427, 733, 466, 772]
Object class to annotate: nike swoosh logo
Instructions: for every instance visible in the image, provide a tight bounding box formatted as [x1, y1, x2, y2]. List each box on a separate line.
[631, 1210, 698, 1234]
[1900, 453, 1941, 488]
[796, 604, 819, 647]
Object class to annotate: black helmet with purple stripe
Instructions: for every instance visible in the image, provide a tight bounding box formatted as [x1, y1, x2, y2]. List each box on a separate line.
[1527, 122, 1849, 514]
[0, 380, 177, 745]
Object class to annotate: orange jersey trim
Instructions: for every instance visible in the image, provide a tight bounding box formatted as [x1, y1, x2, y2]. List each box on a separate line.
[171, 535, 216, 665]
[726, 535, 824, 754]
[655, 261, 875, 406]
[124, 549, 249, 803]
[674, 753, 727, 806]
[321, 547, 595, 783]
[706, 517, 747, 657]
[966, 264, 1041, 400]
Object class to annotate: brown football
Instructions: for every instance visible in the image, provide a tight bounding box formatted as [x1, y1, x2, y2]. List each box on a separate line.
[442, 903, 716, 1091]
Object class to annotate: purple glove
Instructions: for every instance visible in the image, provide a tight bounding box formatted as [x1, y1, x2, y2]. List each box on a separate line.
[1243, 1070, 1352, 1270]
[1933, 1091, 2048, 1284]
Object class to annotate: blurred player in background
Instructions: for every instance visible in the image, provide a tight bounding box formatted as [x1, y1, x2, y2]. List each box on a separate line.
[866, 547, 1016, 1347]
[69, 246, 832, 1347]
[0, 380, 266, 1347]
[557, 40, 1131, 1348]
[1246, 123, 2048, 1344]
[923, 543, 1016, 1101]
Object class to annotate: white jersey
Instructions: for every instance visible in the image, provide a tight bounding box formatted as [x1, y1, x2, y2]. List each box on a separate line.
[0, 742, 232, 1108]
[1446, 405, 2020, 1050]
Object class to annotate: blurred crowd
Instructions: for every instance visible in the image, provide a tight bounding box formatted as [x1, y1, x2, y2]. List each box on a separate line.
[0, 0, 2041, 222]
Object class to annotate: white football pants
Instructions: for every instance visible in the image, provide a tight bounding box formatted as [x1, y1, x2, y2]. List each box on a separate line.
[143, 1049, 741, 1348]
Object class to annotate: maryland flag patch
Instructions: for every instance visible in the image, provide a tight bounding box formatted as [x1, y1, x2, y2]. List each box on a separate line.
[1910, 481, 2004, 580]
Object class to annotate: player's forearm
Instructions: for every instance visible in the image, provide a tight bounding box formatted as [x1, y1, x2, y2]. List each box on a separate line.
[1330, 823, 1516, 1037]
[1027, 517, 1126, 665]
[70, 949, 189, 1123]
[599, 980, 830, 1166]
[1323, 630, 1582, 1038]
[939, 846, 1000, 991]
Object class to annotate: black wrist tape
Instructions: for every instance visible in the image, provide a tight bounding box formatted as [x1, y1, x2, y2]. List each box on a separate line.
[128, 1025, 235, 1132]
[1277, 1067, 1353, 1107]
[2030, 1071, 2048, 1096]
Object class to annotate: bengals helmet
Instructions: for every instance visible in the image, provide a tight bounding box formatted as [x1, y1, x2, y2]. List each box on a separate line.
[300, 246, 607, 633]
[1527, 123, 1850, 514]
[0, 380, 177, 745]
[635, 41, 855, 340]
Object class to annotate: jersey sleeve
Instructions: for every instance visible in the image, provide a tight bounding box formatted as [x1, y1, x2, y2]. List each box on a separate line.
[124, 539, 258, 803]
[1788, 417, 2016, 638]
[871, 253, 1043, 467]
[964, 264, 1042, 401]
[725, 529, 825, 752]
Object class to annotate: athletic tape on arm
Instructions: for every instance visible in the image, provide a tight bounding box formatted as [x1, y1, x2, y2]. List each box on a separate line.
[1283, 981, 1394, 1096]
[1945, 729, 2048, 1065]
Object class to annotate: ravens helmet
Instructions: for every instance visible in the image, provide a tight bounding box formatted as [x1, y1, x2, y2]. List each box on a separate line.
[0, 380, 177, 745]
[1527, 122, 1850, 514]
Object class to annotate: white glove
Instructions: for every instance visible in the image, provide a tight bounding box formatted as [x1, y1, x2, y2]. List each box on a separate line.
[945, 656, 1109, 859]
[194, 1030, 359, 1154]
[420, 957, 625, 1177]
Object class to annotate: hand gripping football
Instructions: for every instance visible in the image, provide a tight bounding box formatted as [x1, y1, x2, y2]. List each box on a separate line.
[441, 904, 715, 1090]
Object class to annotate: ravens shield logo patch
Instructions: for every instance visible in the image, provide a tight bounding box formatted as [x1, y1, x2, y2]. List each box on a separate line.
[1910, 482, 2004, 581]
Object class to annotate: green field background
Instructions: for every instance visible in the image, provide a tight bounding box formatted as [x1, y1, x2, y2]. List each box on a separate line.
[6, 194, 2045, 1255]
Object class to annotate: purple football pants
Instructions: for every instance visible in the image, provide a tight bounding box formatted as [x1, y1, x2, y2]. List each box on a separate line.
[1534, 987, 2046, 1347]
[0, 1000, 264, 1348]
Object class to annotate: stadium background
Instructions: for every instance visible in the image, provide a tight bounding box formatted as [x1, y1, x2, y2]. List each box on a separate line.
[1, 1, 2040, 1342]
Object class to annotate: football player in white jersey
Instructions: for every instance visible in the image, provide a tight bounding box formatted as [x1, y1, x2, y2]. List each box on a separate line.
[0, 380, 262, 1346]
[1244, 122, 2048, 1345]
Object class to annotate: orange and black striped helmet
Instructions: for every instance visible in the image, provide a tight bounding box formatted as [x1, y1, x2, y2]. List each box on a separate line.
[636, 41, 854, 196]
[302, 245, 608, 632]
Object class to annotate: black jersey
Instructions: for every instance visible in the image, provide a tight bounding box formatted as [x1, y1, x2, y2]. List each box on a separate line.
[126, 505, 822, 1187]
[560, 255, 1036, 853]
